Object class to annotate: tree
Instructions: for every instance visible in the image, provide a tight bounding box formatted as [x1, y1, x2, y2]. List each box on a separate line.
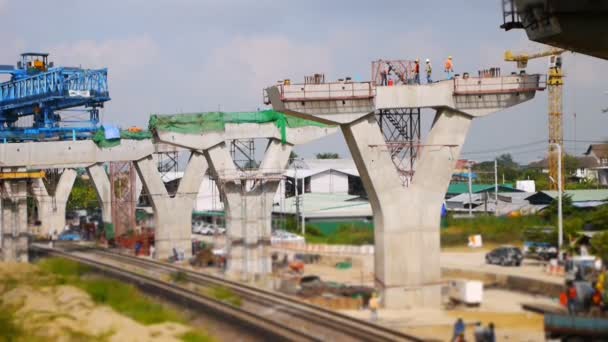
[67, 177, 99, 211]
[591, 231, 608, 262]
[316, 152, 340, 159]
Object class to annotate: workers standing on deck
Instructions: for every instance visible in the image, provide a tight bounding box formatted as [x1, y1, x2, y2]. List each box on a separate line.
[413, 59, 420, 84]
[445, 56, 454, 80]
[425, 58, 433, 83]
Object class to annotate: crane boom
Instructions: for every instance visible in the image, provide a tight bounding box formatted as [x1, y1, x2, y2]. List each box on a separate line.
[504, 48, 565, 69]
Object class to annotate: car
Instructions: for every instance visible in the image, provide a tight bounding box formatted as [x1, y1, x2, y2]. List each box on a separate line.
[485, 246, 523, 266]
[214, 226, 226, 235]
[200, 225, 215, 235]
[192, 222, 203, 234]
[523, 241, 558, 260]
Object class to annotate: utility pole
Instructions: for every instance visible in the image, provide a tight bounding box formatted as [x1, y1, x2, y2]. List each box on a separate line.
[494, 159, 499, 216]
[468, 162, 473, 217]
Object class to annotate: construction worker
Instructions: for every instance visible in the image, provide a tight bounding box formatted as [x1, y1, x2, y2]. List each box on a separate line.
[369, 292, 380, 321]
[425, 58, 433, 83]
[445, 56, 454, 80]
[413, 59, 420, 84]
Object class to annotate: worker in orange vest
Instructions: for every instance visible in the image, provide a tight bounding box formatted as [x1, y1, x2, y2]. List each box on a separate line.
[445, 56, 454, 80]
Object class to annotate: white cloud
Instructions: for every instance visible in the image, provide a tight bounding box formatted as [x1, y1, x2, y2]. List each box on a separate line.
[198, 35, 333, 110]
[49, 36, 160, 76]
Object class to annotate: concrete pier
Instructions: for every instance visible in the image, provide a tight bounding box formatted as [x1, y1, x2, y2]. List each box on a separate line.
[32, 169, 77, 237]
[266, 75, 543, 308]
[1, 180, 28, 262]
[155, 122, 336, 277]
[135, 152, 207, 260]
[87, 163, 112, 226]
[205, 139, 290, 278]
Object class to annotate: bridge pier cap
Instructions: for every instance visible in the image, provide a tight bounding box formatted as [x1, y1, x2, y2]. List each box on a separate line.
[265, 74, 544, 123]
[264, 73, 543, 309]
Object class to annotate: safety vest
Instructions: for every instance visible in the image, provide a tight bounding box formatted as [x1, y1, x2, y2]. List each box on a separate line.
[445, 60, 453, 71]
[369, 297, 379, 310]
[426, 64, 432, 74]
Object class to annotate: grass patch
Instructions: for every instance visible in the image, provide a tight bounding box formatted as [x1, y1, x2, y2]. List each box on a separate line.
[441, 215, 545, 247]
[206, 286, 242, 308]
[170, 271, 188, 284]
[37, 258, 184, 325]
[0, 307, 22, 342]
[305, 224, 374, 245]
[180, 330, 214, 342]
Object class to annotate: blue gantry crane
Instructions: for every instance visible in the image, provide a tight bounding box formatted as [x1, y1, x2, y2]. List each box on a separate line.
[0, 52, 109, 141]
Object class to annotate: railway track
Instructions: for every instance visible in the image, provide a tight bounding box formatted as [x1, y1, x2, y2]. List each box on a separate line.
[31, 244, 422, 342]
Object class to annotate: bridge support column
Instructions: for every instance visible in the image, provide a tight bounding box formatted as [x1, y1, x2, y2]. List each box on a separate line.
[206, 139, 291, 279]
[1, 180, 28, 262]
[87, 163, 112, 226]
[342, 109, 471, 309]
[32, 169, 77, 237]
[135, 152, 207, 260]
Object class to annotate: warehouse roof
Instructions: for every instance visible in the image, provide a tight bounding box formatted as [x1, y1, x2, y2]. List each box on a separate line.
[274, 193, 372, 218]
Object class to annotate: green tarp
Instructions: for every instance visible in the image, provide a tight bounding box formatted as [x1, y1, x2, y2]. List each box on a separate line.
[93, 127, 152, 148]
[149, 110, 329, 144]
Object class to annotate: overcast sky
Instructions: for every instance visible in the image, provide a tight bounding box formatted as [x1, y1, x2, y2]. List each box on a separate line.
[1, 0, 607, 163]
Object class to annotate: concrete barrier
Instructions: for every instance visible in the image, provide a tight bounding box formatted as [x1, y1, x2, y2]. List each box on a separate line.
[441, 267, 563, 298]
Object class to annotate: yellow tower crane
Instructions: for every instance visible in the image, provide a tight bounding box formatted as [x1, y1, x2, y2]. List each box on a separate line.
[505, 48, 565, 190]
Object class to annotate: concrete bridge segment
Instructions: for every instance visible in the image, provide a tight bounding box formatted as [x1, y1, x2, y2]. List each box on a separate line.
[265, 74, 543, 309]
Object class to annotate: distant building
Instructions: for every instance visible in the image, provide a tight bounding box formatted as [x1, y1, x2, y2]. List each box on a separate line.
[446, 191, 543, 215]
[526, 189, 608, 208]
[445, 183, 521, 199]
[585, 144, 608, 185]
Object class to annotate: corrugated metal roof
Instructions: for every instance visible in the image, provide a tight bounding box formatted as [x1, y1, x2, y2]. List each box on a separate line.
[542, 189, 608, 202]
[447, 183, 517, 195]
[275, 193, 372, 218]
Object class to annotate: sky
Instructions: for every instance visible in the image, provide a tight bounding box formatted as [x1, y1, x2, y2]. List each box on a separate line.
[1, 0, 607, 164]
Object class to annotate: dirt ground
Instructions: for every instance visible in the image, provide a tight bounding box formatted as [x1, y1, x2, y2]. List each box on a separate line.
[0, 262, 200, 342]
[296, 258, 554, 341]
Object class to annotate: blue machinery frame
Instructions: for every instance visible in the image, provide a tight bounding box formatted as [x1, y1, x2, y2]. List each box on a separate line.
[0, 53, 110, 141]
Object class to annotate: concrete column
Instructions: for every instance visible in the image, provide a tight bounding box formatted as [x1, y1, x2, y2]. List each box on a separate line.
[87, 163, 112, 225]
[33, 169, 77, 237]
[342, 109, 472, 309]
[1, 180, 29, 262]
[206, 139, 291, 279]
[134, 152, 207, 260]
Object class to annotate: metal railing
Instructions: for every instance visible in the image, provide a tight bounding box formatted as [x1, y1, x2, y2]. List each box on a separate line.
[276, 82, 375, 102]
[453, 74, 546, 95]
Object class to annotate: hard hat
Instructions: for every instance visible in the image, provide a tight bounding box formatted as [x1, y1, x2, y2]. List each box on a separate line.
[426, 58, 430, 63]
[448, 56, 452, 59]
[415, 58, 419, 62]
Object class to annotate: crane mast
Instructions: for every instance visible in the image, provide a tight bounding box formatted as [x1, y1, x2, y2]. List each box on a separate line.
[505, 49, 565, 190]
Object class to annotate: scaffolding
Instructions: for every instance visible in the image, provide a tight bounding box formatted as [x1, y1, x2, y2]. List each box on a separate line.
[110, 162, 136, 238]
[230, 139, 256, 170]
[376, 108, 421, 186]
[371, 59, 417, 85]
[500, 0, 523, 31]
[157, 151, 180, 197]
